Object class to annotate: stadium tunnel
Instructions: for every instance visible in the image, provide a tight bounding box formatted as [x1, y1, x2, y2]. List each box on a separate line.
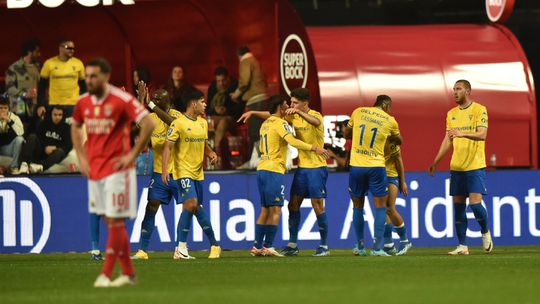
[0, 0, 536, 170]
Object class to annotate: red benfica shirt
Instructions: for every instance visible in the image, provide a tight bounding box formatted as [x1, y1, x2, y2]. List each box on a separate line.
[72, 85, 148, 180]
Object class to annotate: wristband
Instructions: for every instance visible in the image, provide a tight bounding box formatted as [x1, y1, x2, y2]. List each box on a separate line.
[148, 101, 156, 110]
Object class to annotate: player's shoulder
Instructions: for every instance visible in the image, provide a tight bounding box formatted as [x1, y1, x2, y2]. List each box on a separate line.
[109, 85, 135, 103]
[76, 92, 91, 104]
[308, 109, 323, 117]
[71, 57, 84, 65]
[472, 101, 487, 112]
[43, 56, 58, 65]
[196, 116, 208, 126]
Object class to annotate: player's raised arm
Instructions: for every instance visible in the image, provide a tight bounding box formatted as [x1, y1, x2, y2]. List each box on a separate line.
[237, 110, 271, 123]
[285, 108, 321, 126]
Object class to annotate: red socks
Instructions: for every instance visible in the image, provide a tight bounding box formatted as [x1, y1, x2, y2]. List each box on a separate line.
[101, 221, 135, 278]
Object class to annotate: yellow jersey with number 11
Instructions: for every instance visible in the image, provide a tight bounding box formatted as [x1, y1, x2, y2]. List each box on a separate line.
[347, 107, 400, 168]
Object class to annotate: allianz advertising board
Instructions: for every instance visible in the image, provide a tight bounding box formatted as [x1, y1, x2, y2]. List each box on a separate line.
[1, 171, 538, 253]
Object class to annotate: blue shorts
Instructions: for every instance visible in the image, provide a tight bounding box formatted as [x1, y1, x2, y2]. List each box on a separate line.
[290, 167, 328, 199]
[450, 168, 487, 196]
[387, 176, 399, 188]
[175, 177, 204, 203]
[349, 166, 388, 197]
[147, 172, 179, 205]
[257, 170, 285, 207]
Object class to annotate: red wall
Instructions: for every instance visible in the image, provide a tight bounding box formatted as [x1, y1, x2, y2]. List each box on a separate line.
[308, 24, 537, 170]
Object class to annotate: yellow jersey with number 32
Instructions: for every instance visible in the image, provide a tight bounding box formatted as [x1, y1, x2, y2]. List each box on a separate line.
[348, 107, 400, 167]
[258, 116, 312, 174]
[166, 114, 208, 181]
[150, 109, 181, 174]
[446, 102, 488, 171]
[285, 109, 326, 168]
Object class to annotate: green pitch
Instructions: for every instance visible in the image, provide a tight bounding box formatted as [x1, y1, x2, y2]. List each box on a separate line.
[1, 246, 538, 304]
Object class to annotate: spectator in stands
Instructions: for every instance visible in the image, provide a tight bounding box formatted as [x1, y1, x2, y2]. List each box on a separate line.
[0, 95, 24, 175]
[5, 38, 41, 134]
[38, 38, 85, 118]
[19, 106, 72, 174]
[207, 66, 243, 155]
[166, 65, 201, 112]
[230, 46, 268, 166]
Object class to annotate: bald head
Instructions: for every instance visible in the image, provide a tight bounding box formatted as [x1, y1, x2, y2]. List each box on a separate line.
[153, 89, 171, 110]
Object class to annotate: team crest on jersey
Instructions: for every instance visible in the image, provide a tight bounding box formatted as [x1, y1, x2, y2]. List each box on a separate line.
[104, 105, 113, 117]
[94, 107, 100, 116]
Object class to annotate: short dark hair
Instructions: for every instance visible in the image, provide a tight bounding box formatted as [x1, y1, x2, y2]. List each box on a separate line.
[290, 87, 310, 102]
[135, 66, 151, 83]
[455, 79, 471, 91]
[183, 90, 204, 108]
[51, 105, 64, 113]
[20, 38, 40, 57]
[0, 95, 9, 106]
[58, 37, 73, 46]
[237, 46, 250, 56]
[214, 66, 229, 77]
[87, 58, 112, 74]
[268, 95, 285, 114]
[373, 95, 392, 107]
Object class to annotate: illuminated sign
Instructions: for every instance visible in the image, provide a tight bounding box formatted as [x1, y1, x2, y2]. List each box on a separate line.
[485, 0, 515, 23]
[7, 0, 135, 9]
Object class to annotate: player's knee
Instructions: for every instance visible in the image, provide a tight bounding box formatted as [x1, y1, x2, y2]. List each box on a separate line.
[312, 201, 325, 215]
[146, 200, 161, 213]
[183, 201, 198, 213]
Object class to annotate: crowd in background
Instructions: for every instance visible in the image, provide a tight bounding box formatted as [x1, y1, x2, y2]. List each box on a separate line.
[1, 38, 270, 176]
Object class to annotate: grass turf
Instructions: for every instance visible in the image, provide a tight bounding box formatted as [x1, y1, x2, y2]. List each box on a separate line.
[0, 246, 538, 304]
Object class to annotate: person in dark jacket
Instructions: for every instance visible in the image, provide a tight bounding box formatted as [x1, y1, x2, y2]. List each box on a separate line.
[19, 105, 72, 173]
[0, 95, 25, 175]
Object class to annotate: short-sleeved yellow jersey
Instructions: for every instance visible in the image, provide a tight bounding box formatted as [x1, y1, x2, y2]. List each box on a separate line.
[258, 116, 312, 174]
[347, 107, 400, 167]
[285, 109, 326, 168]
[150, 109, 181, 174]
[446, 102, 488, 171]
[384, 140, 400, 178]
[40, 56, 85, 106]
[167, 114, 208, 181]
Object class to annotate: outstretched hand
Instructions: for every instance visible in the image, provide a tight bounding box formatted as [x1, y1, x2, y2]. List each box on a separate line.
[237, 111, 253, 123]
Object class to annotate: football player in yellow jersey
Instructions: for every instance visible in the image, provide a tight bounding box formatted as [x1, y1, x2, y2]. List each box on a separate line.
[38, 38, 86, 118]
[382, 129, 412, 256]
[344, 95, 402, 256]
[162, 91, 222, 260]
[238, 88, 330, 256]
[429, 80, 493, 255]
[131, 87, 180, 259]
[249, 95, 329, 257]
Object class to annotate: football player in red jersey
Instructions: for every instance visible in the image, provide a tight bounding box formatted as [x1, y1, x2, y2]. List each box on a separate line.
[71, 58, 155, 287]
